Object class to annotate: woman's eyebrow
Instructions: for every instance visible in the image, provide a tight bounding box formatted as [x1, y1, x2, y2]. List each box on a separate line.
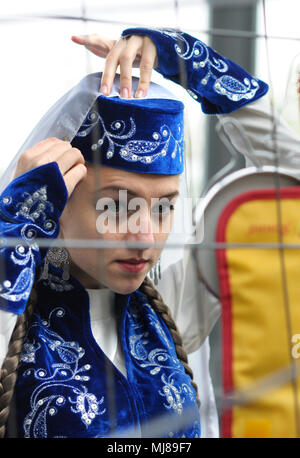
[94, 185, 179, 199]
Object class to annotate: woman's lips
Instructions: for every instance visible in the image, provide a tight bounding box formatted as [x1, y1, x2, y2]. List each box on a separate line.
[115, 258, 148, 273]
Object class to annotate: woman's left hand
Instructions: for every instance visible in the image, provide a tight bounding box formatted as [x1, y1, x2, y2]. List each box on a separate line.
[71, 34, 158, 99]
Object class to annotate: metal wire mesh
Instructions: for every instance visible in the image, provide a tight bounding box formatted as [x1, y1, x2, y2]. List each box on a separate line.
[1, 0, 300, 439]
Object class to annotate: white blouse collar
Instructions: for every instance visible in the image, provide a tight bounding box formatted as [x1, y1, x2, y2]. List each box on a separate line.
[87, 288, 115, 321]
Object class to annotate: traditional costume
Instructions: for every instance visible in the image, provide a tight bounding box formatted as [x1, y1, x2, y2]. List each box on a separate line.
[0, 28, 268, 438]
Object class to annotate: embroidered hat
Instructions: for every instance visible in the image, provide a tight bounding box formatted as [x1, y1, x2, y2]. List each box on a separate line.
[71, 91, 185, 175]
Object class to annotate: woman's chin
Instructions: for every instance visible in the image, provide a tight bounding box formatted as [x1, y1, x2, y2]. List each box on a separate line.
[108, 275, 146, 295]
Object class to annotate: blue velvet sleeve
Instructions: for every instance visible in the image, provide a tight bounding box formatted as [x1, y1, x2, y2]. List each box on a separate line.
[0, 162, 68, 315]
[121, 27, 269, 114]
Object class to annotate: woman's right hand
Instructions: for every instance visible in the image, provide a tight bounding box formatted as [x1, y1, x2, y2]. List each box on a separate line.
[71, 33, 158, 99]
[12, 137, 87, 198]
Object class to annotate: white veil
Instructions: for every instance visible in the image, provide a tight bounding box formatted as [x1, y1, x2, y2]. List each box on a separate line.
[0, 72, 191, 270]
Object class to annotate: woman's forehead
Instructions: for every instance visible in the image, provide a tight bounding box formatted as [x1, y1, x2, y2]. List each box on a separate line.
[86, 163, 180, 198]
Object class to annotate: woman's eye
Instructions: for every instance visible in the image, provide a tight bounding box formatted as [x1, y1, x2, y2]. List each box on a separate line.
[101, 200, 127, 214]
[111, 200, 126, 213]
[151, 202, 175, 216]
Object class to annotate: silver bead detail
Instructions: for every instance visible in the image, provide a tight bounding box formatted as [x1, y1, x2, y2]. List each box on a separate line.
[187, 89, 198, 99]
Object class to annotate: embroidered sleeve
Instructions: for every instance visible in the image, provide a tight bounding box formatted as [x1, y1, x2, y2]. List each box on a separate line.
[121, 27, 269, 114]
[0, 162, 68, 315]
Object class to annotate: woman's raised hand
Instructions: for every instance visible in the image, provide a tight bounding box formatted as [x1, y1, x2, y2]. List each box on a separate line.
[71, 34, 158, 99]
[13, 138, 87, 198]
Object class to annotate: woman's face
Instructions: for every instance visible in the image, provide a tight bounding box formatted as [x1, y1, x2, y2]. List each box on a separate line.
[59, 163, 180, 294]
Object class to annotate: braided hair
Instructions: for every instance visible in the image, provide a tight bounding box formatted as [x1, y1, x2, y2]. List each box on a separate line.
[0, 288, 36, 438]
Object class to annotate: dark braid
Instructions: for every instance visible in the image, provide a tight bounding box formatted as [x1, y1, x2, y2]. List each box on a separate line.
[0, 287, 37, 438]
[139, 276, 201, 408]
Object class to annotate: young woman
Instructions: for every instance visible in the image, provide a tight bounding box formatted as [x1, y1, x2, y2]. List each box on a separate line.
[0, 28, 268, 438]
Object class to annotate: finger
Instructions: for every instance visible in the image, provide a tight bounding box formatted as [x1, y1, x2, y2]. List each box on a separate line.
[100, 38, 126, 95]
[34, 142, 84, 175]
[85, 45, 108, 58]
[135, 37, 157, 98]
[23, 137, 61, 158]
[71, 35, 87, 45]
[55, 147, 85, 176]
[63, 162, 87, 197]
[119, 36, 144, 99]
[71, 34, 116, 58]
[14, 138, 62, 179]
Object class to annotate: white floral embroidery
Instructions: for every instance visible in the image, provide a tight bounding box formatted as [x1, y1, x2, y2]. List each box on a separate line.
[69, 386, 105, 427]
[155, 28, 260, 103]
[20, 307, 106, 437]
[76, 111, 183, 164]
[15, 186, 54, 223]
[20, 340, 41, 364]
[159, 374, 196, 415]
[0, 188, 57, 303]
[127, 300, 197, 415]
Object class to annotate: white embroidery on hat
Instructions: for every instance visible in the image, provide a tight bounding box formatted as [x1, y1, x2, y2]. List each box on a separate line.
[76, 111, 184, 165]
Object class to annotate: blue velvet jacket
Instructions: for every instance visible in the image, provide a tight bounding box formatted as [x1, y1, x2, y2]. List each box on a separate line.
[0, 28, 268, 438]
[0, 163, 200, 438]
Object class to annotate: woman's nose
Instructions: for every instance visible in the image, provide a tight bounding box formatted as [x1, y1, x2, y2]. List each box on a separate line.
[125, 209, 155, 244]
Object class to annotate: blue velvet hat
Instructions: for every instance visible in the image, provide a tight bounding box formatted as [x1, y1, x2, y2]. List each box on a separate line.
[71, 93, 185, 175]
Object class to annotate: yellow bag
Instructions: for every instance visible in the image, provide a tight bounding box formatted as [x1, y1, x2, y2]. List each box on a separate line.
[216, 187, 300, 438]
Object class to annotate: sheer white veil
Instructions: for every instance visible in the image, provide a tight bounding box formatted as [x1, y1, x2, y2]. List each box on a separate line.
[0, 72, 191, 270]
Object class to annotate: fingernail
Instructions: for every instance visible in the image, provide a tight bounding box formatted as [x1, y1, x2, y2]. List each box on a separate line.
[121, 87, 129, 98]
[135, 89, 144, 98]
[100, 84, 108, 95]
